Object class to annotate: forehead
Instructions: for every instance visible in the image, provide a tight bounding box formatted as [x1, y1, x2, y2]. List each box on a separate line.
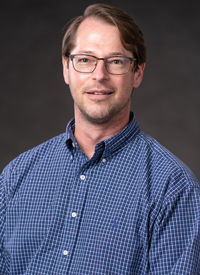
[76, 17, 119, 43]
[77, 16, 116, 32]
[72, 17, 131, 56]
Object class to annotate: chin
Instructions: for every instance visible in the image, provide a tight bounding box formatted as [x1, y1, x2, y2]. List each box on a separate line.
[81, 109, 116, 124]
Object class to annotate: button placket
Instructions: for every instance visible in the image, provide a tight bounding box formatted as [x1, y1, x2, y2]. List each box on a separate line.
[61, 152, 90, 263]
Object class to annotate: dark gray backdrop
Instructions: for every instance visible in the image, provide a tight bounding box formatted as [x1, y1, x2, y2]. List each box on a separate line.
[1, 0, 200, 180]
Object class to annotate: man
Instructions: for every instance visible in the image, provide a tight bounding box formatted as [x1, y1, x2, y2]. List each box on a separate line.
[0, 4, 200, 274]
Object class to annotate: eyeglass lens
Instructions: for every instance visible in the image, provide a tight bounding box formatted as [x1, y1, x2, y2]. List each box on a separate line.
[71, 55, 133, 75]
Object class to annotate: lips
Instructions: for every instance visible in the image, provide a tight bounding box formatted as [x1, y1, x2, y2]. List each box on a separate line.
[87, 90, 113, 95]
[90, 92, 112, 95]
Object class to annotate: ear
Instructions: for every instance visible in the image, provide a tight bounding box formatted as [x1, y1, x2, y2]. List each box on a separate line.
[133, 63, 145, 89]
[62, 56, 69, 85]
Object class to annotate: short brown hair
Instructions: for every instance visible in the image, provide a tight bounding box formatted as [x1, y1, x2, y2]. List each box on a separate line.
[62, 4, 147, 69]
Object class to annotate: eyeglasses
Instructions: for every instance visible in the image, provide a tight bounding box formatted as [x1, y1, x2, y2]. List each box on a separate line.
[68, 54, 137, 75]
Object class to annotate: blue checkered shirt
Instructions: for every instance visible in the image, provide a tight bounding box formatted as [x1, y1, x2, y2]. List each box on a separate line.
[1, 112, 200, 274]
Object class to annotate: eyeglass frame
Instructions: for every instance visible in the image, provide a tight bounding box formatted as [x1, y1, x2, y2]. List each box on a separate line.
[67, 54, 137, 75]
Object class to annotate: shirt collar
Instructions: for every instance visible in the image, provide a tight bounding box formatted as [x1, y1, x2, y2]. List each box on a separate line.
[66, 112, 140, 159]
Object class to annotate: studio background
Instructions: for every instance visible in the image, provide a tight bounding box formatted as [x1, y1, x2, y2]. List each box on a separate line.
[1, 0, 200, 180]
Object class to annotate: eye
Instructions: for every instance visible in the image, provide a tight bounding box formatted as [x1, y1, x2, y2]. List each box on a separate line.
[78, 57, 90, 63]
[76, 55, 96, 64]
[107, 57, 125, 65]
[113, 59, 122, 64]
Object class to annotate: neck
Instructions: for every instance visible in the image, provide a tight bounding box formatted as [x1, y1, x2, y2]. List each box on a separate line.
[74, 110, 130, 159]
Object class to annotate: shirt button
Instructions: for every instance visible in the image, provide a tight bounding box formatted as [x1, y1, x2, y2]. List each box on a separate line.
[102, 158, 106, 163]
[63, 250, 68, 256]
[72, 142, 75, 148]
[72, 212, 77, 218]
[80, 175, 85, 180]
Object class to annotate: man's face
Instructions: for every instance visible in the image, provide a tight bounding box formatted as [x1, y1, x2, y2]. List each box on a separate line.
[63, 17, 144, 124]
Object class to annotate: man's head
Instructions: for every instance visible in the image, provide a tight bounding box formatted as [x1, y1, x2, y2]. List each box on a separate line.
[62, 4, 146, 71]
[62, 4, 146, 126]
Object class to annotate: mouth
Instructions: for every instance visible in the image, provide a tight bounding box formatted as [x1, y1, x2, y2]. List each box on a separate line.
[88, 92, 113, 95]
[87, 90, 113, 95]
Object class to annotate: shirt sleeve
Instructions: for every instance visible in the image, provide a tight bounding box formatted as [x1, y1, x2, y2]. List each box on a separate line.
[0, 167, 7, 274]
[149, 182, 200, 274]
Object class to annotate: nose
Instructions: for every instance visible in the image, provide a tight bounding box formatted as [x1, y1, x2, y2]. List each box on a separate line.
[91, 59, 109, 81]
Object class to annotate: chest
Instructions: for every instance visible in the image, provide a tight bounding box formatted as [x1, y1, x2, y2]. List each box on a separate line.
[4, 152, 151, 274]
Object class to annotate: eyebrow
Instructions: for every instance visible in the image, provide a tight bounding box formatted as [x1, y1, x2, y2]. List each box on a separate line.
[74, 51, 127, 57]
[109, 52, 126, 56]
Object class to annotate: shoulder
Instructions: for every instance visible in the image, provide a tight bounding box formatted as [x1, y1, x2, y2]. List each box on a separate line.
[128, 130, 200, 197]
[6, 133, 66, 168]
[136, 130, 196, 173]
[0, 133, 67, 192]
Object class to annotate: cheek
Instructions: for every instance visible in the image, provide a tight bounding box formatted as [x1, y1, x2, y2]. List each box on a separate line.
[68, 69, 87, 88]
[117, 75, 134, 94]
[67, 73, 86, 100]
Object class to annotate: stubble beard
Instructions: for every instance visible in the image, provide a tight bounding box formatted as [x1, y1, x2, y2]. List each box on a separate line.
[76, 100, 120, 124]
[69, 80, 133, 125]
[74, 92, 133, 125]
